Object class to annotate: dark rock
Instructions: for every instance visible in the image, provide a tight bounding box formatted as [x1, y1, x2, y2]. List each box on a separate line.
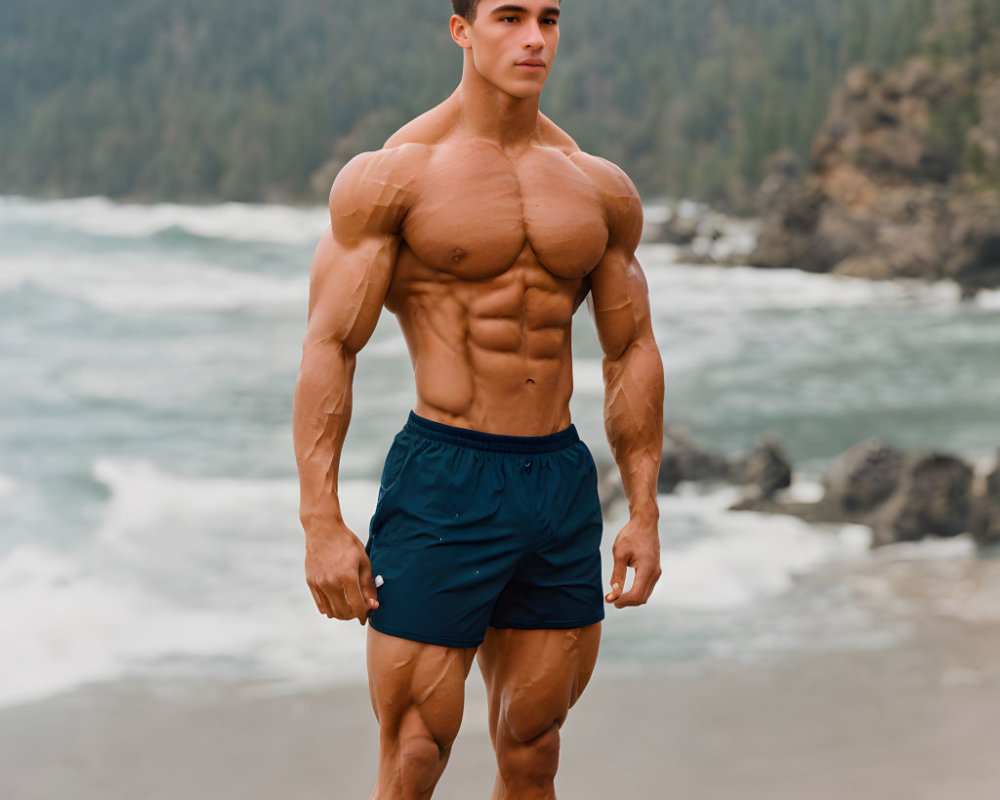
[807, 203, 869, 271]
[946, 197, 1000, 293]
[821, 440, 906, 514]
[644, 206, 708, 245]
[747, 180, 827, 271]
[726, 493, 855, 523]
[657, 454, 683, 494]
[732, 434, 792, 500]
[658, 424, 731, 493]
[659, 215, 700, 245]
[871, 453, 975, 547]
[876, 218, 944, 278]
[727, 438, 989, 553]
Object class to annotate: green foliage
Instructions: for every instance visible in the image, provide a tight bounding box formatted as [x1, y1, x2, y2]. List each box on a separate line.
[0, 0, 979, 206]
[928, 90, 979, 157]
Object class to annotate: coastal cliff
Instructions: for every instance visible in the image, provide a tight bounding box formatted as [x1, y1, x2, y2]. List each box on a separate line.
[749, 7, 1000, 296]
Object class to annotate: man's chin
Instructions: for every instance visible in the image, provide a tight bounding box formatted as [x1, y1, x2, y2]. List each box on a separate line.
[501, 81, 547, 100]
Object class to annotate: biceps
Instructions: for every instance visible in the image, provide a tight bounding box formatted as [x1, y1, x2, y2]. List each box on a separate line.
[589, 250, 652, 360]
[305, 226, 398, 354]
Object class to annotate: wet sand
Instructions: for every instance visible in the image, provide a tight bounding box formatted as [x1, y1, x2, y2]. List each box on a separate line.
[2, 607, 999, 800]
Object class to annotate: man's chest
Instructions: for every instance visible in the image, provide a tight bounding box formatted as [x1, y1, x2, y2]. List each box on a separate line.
[399, 143, 610, 281]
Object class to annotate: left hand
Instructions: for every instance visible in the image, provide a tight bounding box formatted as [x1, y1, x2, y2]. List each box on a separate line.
[605, 515, 661, 608]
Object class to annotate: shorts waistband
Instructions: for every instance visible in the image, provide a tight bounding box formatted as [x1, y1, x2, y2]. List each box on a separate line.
[404, 411, 581, 454]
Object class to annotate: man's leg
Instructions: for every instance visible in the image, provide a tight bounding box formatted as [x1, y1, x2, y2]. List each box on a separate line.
[476, 623, 602, 800]
[367, 627, 478, 800]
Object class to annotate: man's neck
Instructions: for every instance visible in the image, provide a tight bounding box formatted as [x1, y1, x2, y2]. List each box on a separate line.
[455, 65, 542, 151]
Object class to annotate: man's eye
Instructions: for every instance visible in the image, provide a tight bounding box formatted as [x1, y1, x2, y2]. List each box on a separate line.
[500, 16, 517, 22]
[541, 18, 558, 25]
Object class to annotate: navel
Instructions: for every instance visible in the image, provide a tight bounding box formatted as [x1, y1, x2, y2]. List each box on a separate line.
[450, 247, 467, 263]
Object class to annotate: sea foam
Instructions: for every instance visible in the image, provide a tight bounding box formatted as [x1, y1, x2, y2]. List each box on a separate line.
[0, 253, 306, 313]
[0, 458, 382, 709]
[647, 485, 872, 611]
[0, 195, 329, 245]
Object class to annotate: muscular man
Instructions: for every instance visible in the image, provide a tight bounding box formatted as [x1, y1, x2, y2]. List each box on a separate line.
[292, 1, 664, 796]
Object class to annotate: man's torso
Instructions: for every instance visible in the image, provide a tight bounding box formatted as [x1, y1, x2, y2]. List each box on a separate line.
[355, 95, 631, 435]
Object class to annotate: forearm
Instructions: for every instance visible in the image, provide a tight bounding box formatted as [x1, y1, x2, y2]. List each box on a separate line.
[603, 333, 664, 521]
[292, 340, 357, 537]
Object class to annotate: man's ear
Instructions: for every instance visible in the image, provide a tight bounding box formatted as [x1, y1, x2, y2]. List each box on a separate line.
[449, 14, 473, 49]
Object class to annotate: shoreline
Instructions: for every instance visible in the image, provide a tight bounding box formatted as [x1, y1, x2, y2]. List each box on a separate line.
[3, 612, 999, 800]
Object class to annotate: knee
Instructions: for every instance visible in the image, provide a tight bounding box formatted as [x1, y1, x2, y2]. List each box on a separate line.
[398, 733, 449, 792]
[497, 719, 561, 789]
[386, 705, 458, 795]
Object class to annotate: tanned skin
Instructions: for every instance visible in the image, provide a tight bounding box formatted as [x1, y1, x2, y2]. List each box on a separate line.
[292, 2, 665, 797]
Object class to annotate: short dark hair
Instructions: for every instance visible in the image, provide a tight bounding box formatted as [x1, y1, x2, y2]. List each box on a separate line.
[451, 0, 479, 21]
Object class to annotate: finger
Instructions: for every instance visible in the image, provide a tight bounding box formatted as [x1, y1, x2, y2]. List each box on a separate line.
[342, 578, 370, 625]
[326, 587, 354, 620]
[615, 561, 659, 608]
[605, 553, 628, 603]
[358, 557, 379, 611]
[309, 585, 333, 618]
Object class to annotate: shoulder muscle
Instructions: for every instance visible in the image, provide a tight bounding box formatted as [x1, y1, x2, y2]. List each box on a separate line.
[328, 147, 426, 244]
[571, 154, 643, 252]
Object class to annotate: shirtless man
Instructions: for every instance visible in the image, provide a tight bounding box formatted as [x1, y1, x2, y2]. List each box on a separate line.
[292, 1, 664, 796]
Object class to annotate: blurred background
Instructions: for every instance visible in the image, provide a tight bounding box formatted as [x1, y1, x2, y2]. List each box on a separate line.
[1, 1, 999, 798]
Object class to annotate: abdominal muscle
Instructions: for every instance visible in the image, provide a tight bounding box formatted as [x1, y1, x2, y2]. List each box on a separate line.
[389, 247, 584, 437]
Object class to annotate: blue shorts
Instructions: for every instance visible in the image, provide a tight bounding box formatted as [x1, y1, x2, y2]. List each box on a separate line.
[365, 411, 605, 648]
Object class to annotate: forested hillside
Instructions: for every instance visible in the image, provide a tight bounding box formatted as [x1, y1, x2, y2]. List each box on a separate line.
[1, 0, 990, 207]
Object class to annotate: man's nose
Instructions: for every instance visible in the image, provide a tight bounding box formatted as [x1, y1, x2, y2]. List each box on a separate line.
[523, 21, 544, 49]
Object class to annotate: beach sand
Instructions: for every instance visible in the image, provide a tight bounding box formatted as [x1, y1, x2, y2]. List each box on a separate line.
[2, 597, 999, 800]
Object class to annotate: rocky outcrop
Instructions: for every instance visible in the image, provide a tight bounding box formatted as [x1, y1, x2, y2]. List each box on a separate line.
[655, 426, 792, 501]
[657, 424, 731, 493]
[870, 453, 975, 546]
[730, 435, 793, 501]
[733, 443, 995, 549]
[649, 215, 700, 246]
[821, 440, 906, 514]
[638, 425, 998, 550]
[749, 53, 1000, 297]
[642, 202, 759, 266]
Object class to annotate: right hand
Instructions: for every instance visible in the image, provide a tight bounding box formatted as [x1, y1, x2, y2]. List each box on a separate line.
[304, 524, 379, 625]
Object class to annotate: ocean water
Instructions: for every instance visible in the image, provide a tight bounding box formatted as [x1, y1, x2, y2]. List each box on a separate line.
[1, 194, 998, 709]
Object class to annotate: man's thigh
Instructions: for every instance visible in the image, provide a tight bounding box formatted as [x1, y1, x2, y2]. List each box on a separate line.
[367, 627, 478, 743]
[476, 623, 602, 743]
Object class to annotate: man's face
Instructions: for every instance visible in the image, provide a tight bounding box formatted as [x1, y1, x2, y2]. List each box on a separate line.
[456, 1, 560, 99]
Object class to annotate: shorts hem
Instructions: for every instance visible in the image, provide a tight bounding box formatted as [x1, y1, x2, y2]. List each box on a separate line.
[368, 619, 482, 649]
[488, 613, 605, 631]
